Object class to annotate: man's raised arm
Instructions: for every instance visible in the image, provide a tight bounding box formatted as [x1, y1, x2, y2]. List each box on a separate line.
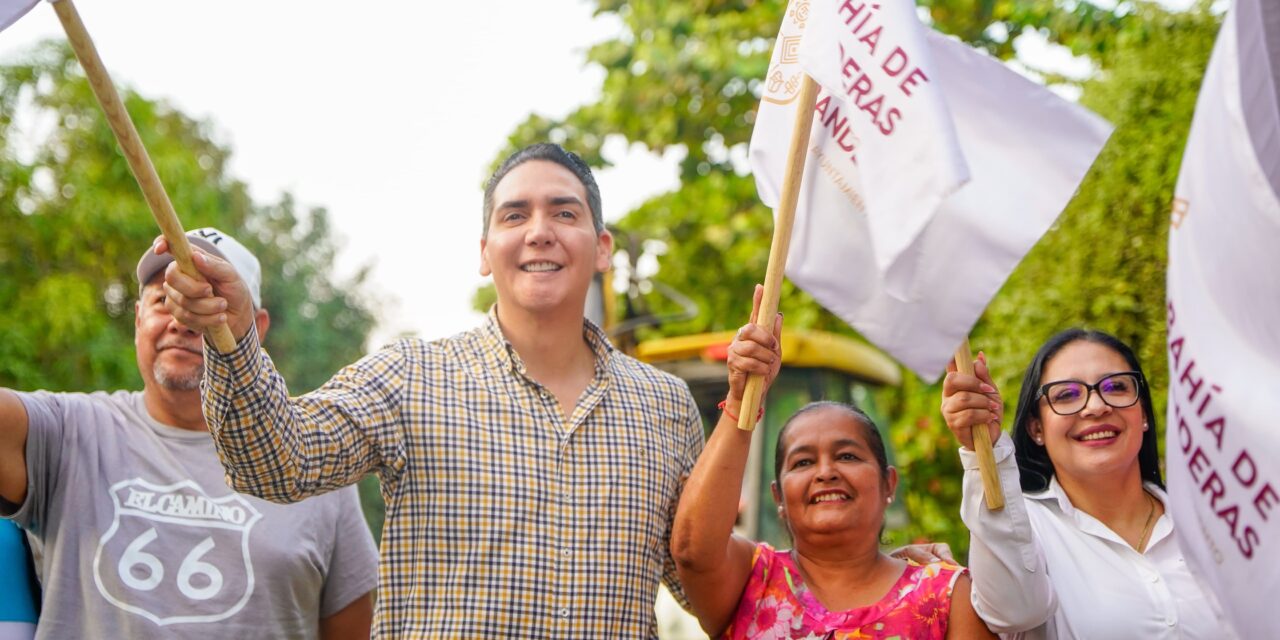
[160, 241, 406, 502]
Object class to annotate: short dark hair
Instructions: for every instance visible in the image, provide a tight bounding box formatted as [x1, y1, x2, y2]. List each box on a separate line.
[1011, 328, 1164, 493]
[773, 401, 889, 485]
[482, 143, 604, 236]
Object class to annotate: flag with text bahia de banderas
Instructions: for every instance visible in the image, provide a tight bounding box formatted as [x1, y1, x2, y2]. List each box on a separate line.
[1166, 0, 1280, 635]
[749, 0, 1111, 380]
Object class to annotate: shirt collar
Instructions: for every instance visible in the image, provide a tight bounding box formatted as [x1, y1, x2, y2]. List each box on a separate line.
[1028, 475, 1076, 514]
[477, 306, 615, 381]
[1030, 476, 1169, 509]
[1030, 475, 1174, 550]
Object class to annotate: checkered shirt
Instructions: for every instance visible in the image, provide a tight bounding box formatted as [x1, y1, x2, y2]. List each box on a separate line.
[202, 310, 705, 638]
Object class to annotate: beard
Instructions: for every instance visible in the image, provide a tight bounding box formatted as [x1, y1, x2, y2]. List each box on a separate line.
[153, 360, 204, 391]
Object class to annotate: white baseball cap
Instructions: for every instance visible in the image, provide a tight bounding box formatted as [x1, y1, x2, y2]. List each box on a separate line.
[136, 227, 262, 308]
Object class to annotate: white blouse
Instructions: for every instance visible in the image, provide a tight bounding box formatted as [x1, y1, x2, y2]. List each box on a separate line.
[960, 436, 1238, 639]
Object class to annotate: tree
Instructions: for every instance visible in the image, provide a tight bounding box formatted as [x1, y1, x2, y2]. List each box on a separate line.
[884, 2, 1220, 551]
[1, 41, 383, 538]
[1, 41, 377, 393]
[491, 0, 1222, 555]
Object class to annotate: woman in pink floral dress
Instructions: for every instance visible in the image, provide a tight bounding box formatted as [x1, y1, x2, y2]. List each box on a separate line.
[670, 289, 994, 639]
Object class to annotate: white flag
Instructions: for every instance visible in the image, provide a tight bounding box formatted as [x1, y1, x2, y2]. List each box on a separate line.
[1166, 0, 1279, 635]
[0, 0, 38, 32]
[798, 0, 968, 285]
[750, 0, 1112, 379]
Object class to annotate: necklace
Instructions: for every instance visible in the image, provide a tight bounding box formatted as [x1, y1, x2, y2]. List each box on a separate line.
[1135, 491, 1157, 552]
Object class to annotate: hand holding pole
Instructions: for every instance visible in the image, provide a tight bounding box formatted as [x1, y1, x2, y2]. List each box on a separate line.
[51, 0, 236, 352]
[955, 338, 1004, 510]
[738, 74, 821, 431]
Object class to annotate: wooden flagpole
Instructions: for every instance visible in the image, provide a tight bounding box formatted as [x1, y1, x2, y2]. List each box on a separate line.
[955, 338, 1004, 510]
[50, 0, 237, 353]
[738, 74, 820, 432]
[738, 67, 1006, 508]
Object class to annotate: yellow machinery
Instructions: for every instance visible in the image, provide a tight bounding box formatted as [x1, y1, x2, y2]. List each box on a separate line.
[634, 329, 901, 547]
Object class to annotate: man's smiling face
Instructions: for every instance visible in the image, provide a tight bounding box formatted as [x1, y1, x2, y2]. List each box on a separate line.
[480, 159, 612, 317]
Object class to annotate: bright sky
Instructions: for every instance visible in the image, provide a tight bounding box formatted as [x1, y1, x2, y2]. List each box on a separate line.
[0, 0, 682, 346]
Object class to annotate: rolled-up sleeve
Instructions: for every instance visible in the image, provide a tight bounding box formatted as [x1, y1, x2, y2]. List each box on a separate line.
[959, 436, 1057, 633]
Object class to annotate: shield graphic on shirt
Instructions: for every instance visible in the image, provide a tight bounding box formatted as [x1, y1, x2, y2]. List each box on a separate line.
[93, 478, 264, 626]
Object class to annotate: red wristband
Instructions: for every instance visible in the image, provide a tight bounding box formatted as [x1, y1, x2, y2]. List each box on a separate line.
[719, 399, 764, 423]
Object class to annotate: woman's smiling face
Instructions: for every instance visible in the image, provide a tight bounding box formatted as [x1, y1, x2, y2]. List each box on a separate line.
[773, 406, 896, 542]
[1031, 340, 1148, 486]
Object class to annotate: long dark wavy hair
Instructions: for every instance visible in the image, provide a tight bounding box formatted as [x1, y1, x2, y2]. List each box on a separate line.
[1011, 328, 1164, 493]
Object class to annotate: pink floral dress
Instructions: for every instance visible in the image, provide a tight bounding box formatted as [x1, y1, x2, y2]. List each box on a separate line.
[723, 543, 965, 639]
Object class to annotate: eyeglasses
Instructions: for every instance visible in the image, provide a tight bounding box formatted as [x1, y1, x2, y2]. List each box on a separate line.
[1036, 371, 1144, 416]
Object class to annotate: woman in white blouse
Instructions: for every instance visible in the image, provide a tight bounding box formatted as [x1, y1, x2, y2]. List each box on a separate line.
[940, 328, 1236, 639]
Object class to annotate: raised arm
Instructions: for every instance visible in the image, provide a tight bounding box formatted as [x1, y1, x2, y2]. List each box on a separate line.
[670, 286, 782, 635]
[0, 390, 29, 511]
[941, 355, 1057, 632]
[161, 241, 405, 503]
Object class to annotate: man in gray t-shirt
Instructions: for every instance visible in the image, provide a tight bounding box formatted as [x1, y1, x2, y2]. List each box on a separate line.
[0, 229, 378, 639]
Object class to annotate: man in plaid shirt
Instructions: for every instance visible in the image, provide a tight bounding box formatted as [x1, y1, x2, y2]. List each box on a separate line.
[160, 143, 706, 637]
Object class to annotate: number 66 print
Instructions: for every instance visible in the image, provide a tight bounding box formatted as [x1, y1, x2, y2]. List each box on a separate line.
[117, 528, 224, 600]
[94, 479, 264, 626]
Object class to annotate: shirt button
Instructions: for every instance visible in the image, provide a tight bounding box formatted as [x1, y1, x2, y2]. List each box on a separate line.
[1166, 617, 1176, 626]
[559, 607, 570, 618]
[561, 547, 572, 557]
[1149, 574, 1160, 583]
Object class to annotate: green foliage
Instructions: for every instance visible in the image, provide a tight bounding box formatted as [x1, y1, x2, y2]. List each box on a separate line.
[883, 2, 1220, 553]
[961, 0, 1220, 456]
[613, 171, 847, 341]
[1, 42, 384, 536]
[920, 0, 1130, 60]
[471, 281, 497, 314]
[0, 42, 377, 395]
[1, 41, 227, 392]
[495, 0, 785, 180]
[242, 198, 377, 393]
[492, 0, 1220, 557]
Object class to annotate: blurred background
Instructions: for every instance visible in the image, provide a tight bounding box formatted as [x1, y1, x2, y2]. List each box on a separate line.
[1, 0, 1221, 636]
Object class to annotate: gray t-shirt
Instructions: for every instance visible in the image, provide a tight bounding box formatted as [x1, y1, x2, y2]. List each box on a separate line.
[5, 390, 378, 639]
